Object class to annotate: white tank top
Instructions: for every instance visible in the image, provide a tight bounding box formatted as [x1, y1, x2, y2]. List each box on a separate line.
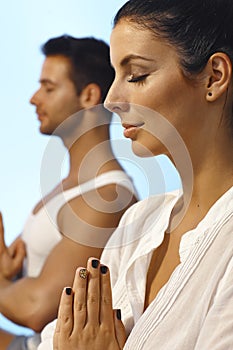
[22, 170, 137, 277]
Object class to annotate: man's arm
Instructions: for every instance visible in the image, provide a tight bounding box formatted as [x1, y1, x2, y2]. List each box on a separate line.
[0, 329, 15, 350]
[0, 185, 136, 332]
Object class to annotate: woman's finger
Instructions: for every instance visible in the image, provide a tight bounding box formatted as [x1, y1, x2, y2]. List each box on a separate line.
[53, 318, 60, 350]
[114, 309, 127, 349]
[56, 286, 74, 346]
[100, 264, 114, 329]
[72, 266, 88, 332]
[85, 258, 101, 326]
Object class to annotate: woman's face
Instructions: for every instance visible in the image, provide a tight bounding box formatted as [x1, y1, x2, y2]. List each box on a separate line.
[105, 20, 207, 158]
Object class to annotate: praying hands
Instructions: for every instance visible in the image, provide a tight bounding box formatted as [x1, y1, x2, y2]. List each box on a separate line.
[53, 258, 126, 350]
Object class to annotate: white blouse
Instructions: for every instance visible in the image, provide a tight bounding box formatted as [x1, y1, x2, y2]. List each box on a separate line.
[39, 186, 233, 350]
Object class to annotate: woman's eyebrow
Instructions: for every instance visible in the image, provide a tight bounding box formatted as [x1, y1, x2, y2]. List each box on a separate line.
[120, 54, 154, 67]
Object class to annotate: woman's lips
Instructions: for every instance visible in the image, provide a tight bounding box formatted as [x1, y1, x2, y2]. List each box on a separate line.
[122, 123, 143, 138]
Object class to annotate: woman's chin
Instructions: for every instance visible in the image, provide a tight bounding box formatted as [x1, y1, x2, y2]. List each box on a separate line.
[131, 141, 155, 158]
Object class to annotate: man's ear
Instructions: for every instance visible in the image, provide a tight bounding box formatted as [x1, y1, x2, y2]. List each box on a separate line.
[79, 83, 102, 108]
[205, 52, 232, 102]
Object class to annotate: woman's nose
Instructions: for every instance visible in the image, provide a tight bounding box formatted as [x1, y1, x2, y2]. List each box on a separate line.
[104, 84, 129, 114]
[104, 100, 130, 114]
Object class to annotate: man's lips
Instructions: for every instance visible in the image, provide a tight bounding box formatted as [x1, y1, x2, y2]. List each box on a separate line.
[36, 111, 46, 120]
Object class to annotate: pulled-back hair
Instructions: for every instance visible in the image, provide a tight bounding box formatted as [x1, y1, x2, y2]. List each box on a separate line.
[114, 0, 233, 76]
[42, 35, 114, 102]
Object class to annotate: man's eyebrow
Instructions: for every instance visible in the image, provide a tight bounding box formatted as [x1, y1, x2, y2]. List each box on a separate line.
[39, 78, 57, 85]
[120, 54, 154, 67]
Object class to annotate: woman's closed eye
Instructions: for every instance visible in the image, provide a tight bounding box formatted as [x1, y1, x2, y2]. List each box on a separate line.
[127, 74, 149, 84]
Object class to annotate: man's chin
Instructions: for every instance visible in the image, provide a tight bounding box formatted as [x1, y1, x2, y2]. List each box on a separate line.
[39, 126, 53, 136]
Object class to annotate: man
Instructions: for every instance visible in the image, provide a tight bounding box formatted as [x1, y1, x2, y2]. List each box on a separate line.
[0, 35, 137, 349]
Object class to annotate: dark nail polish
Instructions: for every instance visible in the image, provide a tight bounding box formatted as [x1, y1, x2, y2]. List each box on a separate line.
[65, 287, 72, 295]
[116, 309, 121, 320]
[100, 265, 108, 274]
[91, 259, 99, 268]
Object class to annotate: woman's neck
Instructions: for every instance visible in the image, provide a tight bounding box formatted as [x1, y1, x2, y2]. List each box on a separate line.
[170, 131, 233, 233]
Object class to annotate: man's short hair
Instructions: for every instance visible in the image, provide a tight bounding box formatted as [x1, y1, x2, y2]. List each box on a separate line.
[41, 35, 114, 102]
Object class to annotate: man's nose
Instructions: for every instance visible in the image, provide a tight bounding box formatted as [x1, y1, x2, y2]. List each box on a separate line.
[29, 89, 40, 105]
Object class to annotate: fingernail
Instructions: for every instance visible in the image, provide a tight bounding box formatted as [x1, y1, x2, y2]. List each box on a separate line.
[65, 287, 72, 295]
[100, 265, 108, 274]
[116, 309, 121, 320]
[91, 259, 99, 268]
[79, 268, 88, 279]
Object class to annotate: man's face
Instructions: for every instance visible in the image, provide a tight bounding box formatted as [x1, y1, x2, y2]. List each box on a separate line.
[30, 55, 83, 136]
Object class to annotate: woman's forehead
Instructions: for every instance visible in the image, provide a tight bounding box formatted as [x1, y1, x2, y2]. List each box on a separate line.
[109, 21, 177, 67]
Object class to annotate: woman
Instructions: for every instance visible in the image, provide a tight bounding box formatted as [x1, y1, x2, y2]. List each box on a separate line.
[40, 0, 233, 349]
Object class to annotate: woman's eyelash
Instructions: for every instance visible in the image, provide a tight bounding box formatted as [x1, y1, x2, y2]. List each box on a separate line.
[127, 74, 149, 83]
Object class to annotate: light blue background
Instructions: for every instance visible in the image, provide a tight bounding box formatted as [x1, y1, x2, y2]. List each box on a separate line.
[0, 0, 180, 335]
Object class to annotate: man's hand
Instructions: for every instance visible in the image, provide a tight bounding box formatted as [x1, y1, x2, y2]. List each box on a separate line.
[0, 213, 26, 280]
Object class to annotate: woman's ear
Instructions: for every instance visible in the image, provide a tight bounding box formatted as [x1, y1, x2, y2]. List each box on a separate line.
[79, 83, 102, 108]
[205, 52, 232, 102]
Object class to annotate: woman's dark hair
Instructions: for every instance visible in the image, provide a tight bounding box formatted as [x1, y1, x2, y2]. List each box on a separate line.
[42, 35, 114, 102]
[114, 0, 233, 76]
